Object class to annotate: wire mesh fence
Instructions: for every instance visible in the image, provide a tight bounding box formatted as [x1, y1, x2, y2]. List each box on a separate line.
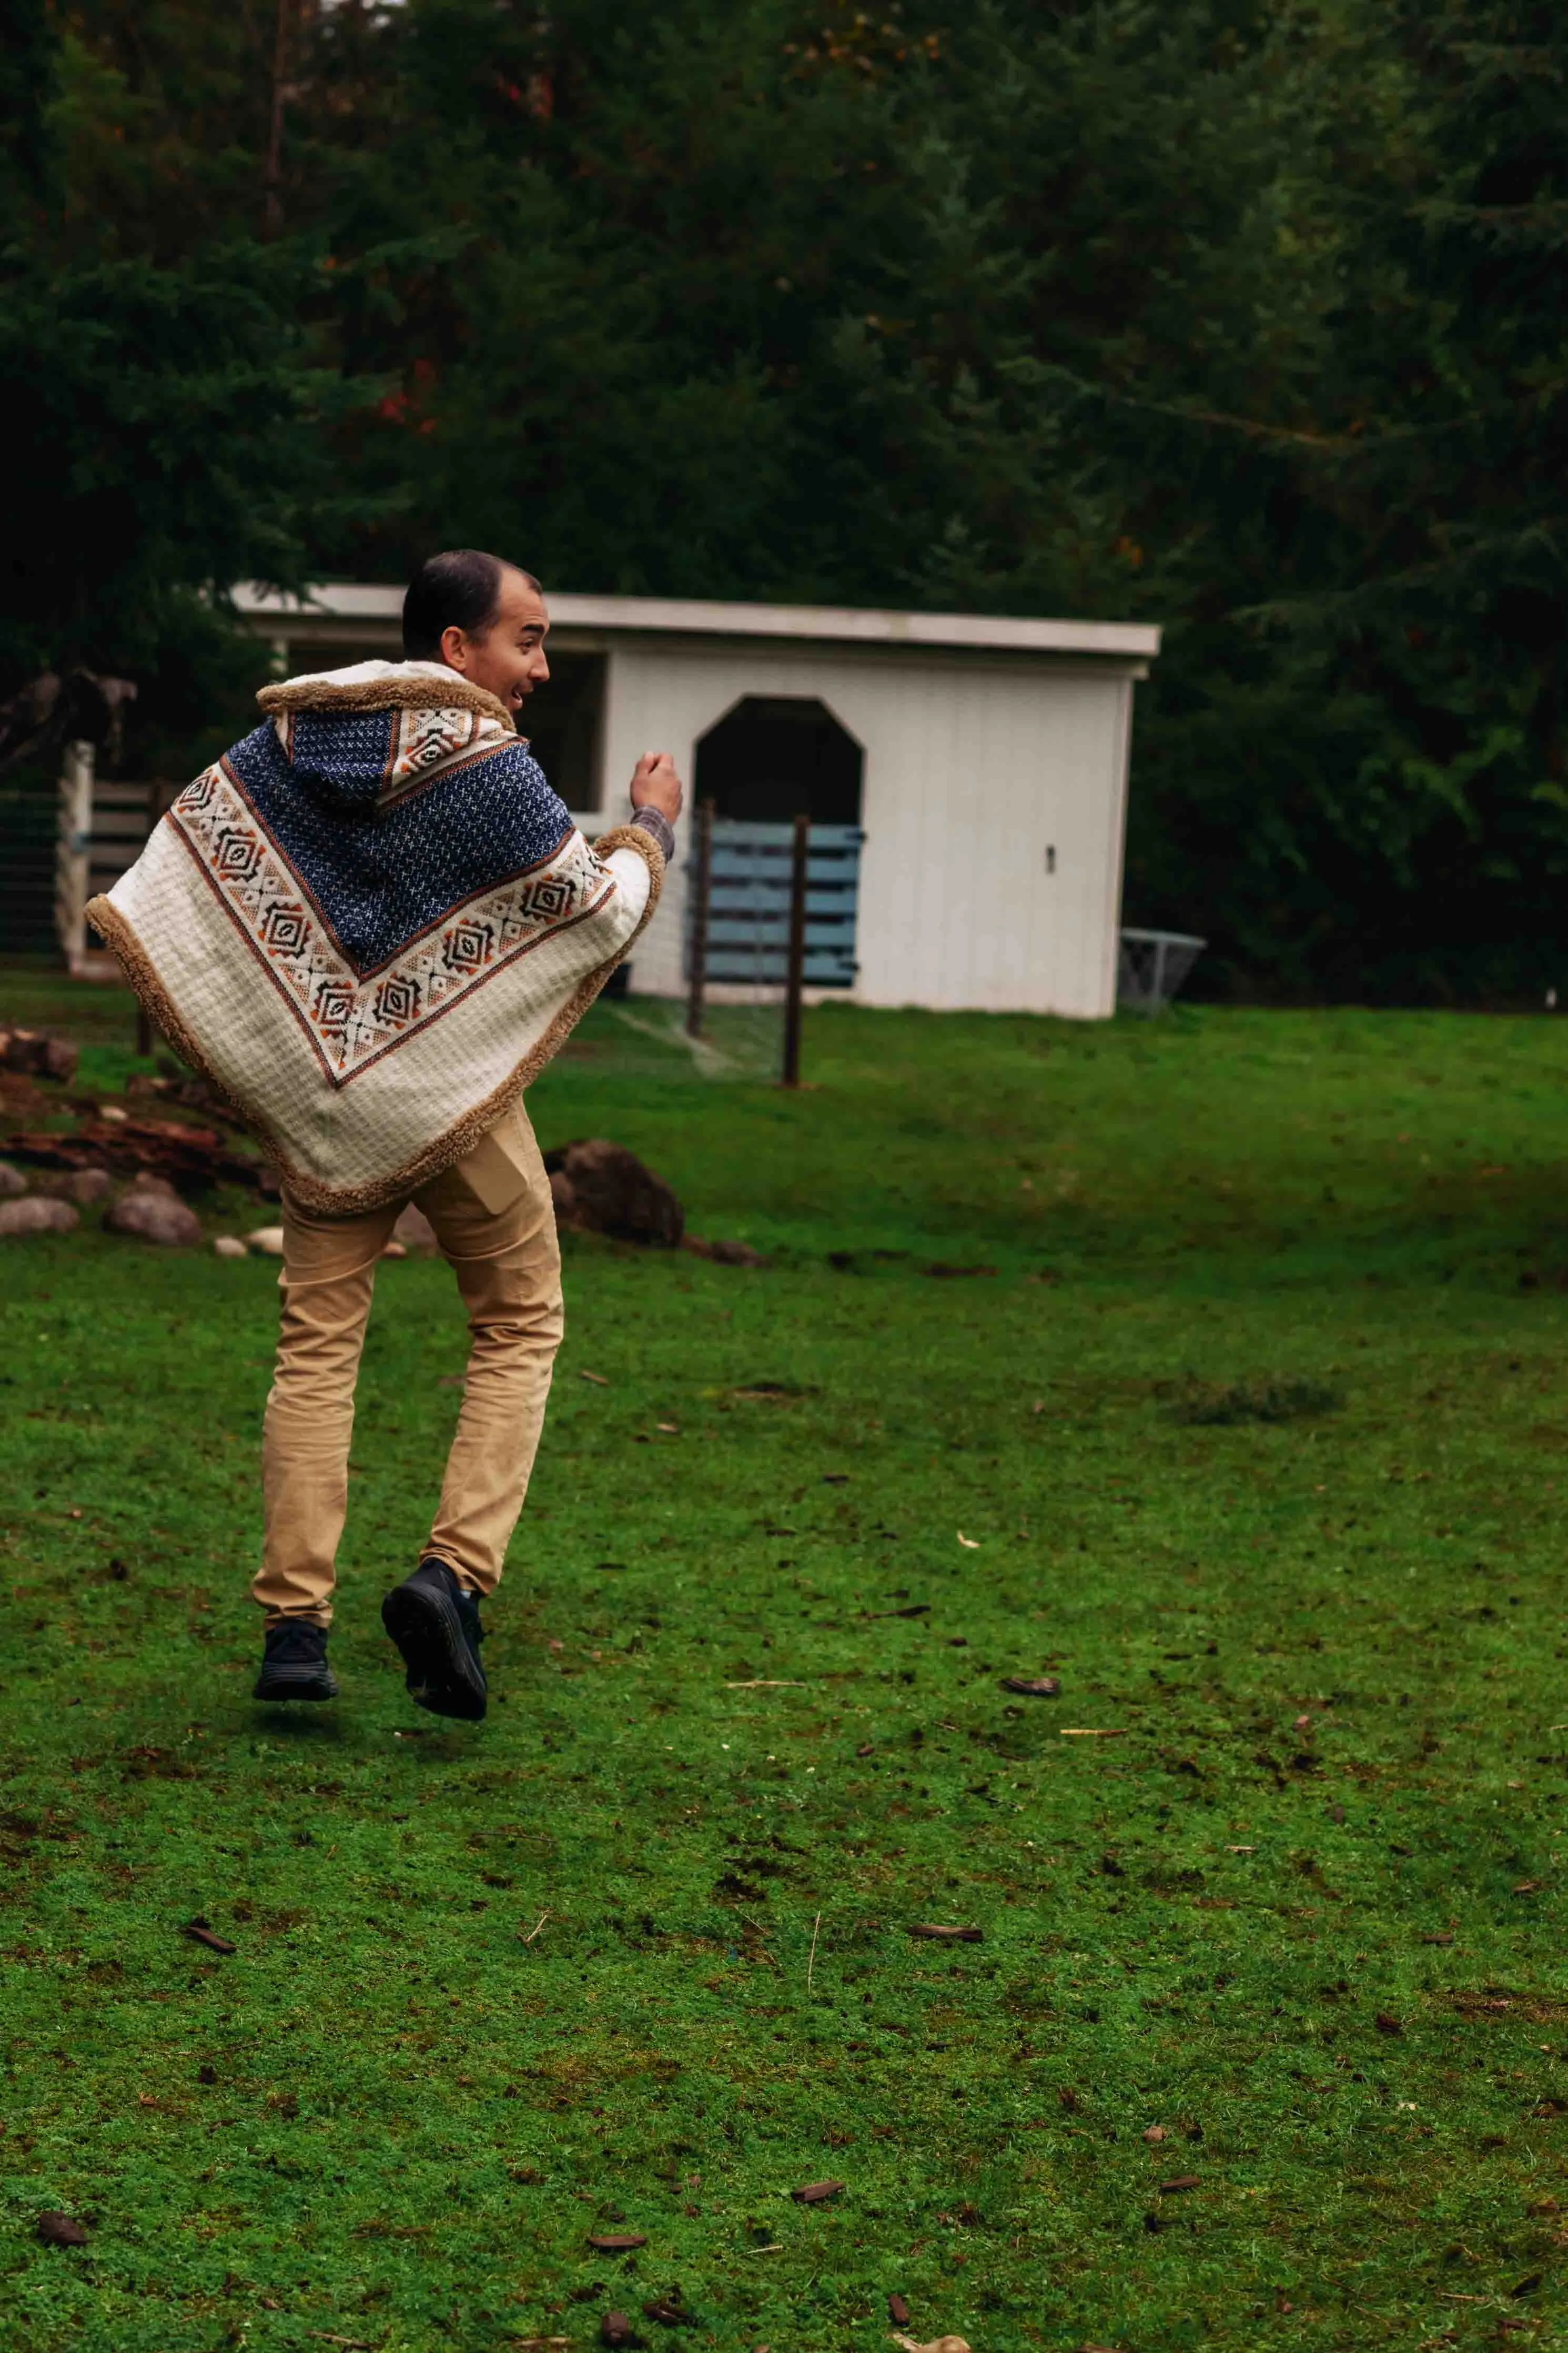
[564, 809, 864, 1084]
[1116, 927, 1207, 1015]
[569, 994, 800, 1082]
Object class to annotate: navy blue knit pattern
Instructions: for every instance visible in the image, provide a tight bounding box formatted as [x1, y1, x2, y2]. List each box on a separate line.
[225, 716, 573, 976]
[288, 710, 399, 814]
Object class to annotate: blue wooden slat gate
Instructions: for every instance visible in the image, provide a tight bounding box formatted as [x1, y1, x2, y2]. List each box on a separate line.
[687, 819, 863, 988]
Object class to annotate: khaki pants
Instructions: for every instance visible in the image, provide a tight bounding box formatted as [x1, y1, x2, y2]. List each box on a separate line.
[252, 1103, 563, 1627]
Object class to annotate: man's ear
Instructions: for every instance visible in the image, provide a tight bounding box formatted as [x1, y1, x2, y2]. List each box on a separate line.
[439, 623, 468, 673]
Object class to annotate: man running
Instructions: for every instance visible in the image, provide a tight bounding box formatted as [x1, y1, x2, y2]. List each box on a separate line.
[90, 550, 682, 1720]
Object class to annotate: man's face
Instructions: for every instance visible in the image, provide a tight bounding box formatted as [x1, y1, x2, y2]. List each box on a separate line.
[439, 568, 550, 718]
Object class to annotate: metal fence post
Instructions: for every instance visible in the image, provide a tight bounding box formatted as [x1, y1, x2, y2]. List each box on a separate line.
[781, 811, 810, 1088]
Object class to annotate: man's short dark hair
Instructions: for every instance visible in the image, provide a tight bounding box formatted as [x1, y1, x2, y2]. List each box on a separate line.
[402, 549, 539, 660]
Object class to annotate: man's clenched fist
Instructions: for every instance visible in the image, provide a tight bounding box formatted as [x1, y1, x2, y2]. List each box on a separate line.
[629, 750, 684, 823]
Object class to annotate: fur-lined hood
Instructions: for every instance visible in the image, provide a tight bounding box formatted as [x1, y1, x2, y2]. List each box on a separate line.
[255, 660, 520, 818]
[256, 657, 515, 731]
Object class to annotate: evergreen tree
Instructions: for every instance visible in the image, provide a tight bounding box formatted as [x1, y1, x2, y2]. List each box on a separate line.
[5, 0, 1566, 998]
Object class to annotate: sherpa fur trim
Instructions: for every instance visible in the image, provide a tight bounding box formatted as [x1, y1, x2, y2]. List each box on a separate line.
[257, 659, 516, 733]
[84, 824, 664, 1215]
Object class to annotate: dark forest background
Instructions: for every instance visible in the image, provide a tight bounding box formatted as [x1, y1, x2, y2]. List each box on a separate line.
[5, 0, 1568, 1001]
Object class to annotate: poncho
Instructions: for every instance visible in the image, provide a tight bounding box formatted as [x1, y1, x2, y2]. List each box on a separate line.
[87, 659, 664, 1212]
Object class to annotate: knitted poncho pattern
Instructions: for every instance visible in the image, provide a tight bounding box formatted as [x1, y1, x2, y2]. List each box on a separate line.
[87, 660, 663, 1211]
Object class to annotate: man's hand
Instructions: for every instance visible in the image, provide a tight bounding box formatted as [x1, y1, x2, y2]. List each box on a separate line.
[630, 750, 684, 823]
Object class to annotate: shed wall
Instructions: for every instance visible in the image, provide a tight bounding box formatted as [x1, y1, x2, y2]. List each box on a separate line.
[599, 640, 1134, 1017]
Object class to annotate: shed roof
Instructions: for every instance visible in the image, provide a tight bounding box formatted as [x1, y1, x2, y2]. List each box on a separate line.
[232, 581, 1160, 662]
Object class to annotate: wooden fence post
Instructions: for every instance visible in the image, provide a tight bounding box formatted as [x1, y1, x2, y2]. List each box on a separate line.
[686, 797, 714, 1039]
[781, 811, 810, 1088]
[54, 740, 94, 973]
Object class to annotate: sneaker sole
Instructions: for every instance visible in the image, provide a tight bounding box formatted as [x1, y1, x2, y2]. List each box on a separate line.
[381, 1580, 487, 1722]
[252, 1670, 339, 1703]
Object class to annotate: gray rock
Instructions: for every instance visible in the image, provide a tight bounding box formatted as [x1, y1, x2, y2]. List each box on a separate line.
[0, 1196, 79, 1237]
[124, 1172, 179, 1200]
[103, 1189, 203, 1248]
[211, 1235, 248, 1259]
[0, 1160, 27, 1198]
[38, 1167, 114, 1206]
[246, 1225, 286, 1257]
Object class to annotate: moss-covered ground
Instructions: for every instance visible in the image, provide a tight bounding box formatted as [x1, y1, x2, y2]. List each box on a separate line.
[2, 974, 1567, 2351]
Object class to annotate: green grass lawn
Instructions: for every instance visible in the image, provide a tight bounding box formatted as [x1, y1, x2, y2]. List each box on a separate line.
[3, 972, 1568, 2353]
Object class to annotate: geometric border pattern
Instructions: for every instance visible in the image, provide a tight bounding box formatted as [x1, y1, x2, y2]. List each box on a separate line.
[169, 762, 615, 1088]
[378, 703, 493, 806]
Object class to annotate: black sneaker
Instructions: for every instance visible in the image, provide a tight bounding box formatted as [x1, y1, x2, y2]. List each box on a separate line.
[253, 1618, 339, 1702]
[381, 1558, 487, 1722]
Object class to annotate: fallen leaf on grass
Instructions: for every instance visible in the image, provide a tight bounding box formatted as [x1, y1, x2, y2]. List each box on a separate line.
[1059, 1728, 1126, 1738]
[643, 2299, 697, 2326]
[956, 1532, 980, 1548]
[311, 2337, 380, 2350]
[1158, 2174, 1200, 2193]
[656, 1423, 679, 1435]
[580, 1370, 610, 1385]
[1001, 1675, 1059, 1698]
[865, 1603, 930, 1620]
[1374, 2012, 1403, 2036]
[1142, 2125, 1166, 2143]
[1422, 1933, 1454, 1946]
[791, 2179, 845, 2203]
[37, 2212, 89, 2246]
[888, 2295, 911, 2324]
[908, 1923, 984, 1943]
[182, 1919, 237, 1954]
[1513, 1879, 1542, 1895]
[925, 1262, 996, 1279]
[725, 1680, 805, 1690]
[890, 2336, 972, 2353]
[601, 2316, 639, 2349]
[589, 2233, 648, 2253]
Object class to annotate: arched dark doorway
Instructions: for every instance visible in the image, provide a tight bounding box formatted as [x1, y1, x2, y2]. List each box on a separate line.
[688, 697, 865, 992]
[693, 696, 863, 824]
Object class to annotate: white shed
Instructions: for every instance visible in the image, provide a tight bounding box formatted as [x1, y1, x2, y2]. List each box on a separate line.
[234, 584, 1160, 1019]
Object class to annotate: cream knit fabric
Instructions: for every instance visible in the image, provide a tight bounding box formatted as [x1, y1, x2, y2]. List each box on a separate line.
[88, 661, 664, 1211]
